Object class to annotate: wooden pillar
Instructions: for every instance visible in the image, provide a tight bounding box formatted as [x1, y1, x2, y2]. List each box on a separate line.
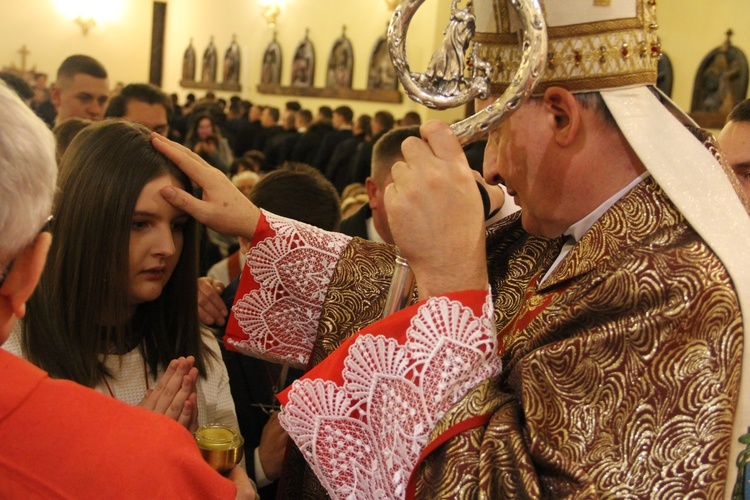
[149, 1, 167, 87]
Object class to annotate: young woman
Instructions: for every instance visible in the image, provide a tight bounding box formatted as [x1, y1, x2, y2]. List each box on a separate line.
[4, 120, 238, 431]
[184, 112, 233, 175]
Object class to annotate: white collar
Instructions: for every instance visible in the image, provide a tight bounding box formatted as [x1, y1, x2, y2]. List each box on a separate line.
[365, 216, 387, 244]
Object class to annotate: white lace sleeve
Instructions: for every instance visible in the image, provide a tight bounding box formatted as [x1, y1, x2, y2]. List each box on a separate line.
[278, 291, 501, 499]
[226, 211, 351, 369]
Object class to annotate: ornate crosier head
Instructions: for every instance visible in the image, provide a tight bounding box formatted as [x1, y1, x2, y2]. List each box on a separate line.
[387, 0, 547, 145]
[388, 0, 661, 145]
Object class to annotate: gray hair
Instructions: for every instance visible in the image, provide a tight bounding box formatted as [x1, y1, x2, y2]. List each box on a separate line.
[0, 82, 57, 265]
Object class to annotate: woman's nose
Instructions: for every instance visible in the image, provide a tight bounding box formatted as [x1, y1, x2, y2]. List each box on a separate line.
[152, 226, 176, 257]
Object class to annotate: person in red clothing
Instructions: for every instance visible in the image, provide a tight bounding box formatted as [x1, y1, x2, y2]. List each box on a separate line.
[0, 82, 255, 499]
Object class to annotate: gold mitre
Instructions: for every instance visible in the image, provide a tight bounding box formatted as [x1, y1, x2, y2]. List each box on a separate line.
[473, 0, 660, 96]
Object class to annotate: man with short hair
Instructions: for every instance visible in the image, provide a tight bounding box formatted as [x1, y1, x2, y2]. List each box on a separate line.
[314, 105, 354, 172]
[349, 109, 395, 185]
[339, 126, 420, 243]
[290, 106, 335, 166]
[263, 106, 299, 170]
[325, 113, 371, 194]
[105, 82, 172, 136]
[718, 98, 750, 201]
[0, 82, 255, 499]
[50, 54, 109, 125]
[254, 106, 282, 153]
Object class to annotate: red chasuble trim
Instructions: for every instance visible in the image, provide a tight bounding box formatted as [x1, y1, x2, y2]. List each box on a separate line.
[277, 289, 490, 406]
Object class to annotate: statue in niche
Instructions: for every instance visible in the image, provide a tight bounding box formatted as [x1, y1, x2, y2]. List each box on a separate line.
[326, 27, 354, 89]
[367, 35, 397, 90]
[223, 35, 241, 84]
[261, 33, 282, 85]
[201, 36, 218, 83]
[182, 38, 196, 81]
[291, 30, 315, 88]
[691, 29, 748, 117]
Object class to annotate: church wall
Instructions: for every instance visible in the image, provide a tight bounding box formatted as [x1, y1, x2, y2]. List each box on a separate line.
[1, 1, 749, 125]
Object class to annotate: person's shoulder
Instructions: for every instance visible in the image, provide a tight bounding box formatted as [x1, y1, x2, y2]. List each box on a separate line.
[1, 361, 233, 497]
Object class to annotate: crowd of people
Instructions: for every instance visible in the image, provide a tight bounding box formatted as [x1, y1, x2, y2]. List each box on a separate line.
[2, 0, 750, 497]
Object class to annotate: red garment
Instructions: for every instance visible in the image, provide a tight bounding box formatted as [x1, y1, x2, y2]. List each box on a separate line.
[0, 349, 236, 499]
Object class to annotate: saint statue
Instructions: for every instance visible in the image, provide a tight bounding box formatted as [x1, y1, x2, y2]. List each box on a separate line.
[182, 39, 196, 81]
[421, 0, 475, 96]
[223, 35, 240, 84]
[326, 28, 353, 90]
[201, 37, 218, 83]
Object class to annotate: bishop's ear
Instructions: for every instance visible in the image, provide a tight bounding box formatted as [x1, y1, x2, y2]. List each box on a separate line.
[0, 233, 51, 319]
[543, 86, 581, 147]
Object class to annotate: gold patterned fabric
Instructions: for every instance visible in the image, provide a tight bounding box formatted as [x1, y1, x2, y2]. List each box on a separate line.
[281, 178, 741, 499]
[414, 177, 743, 498]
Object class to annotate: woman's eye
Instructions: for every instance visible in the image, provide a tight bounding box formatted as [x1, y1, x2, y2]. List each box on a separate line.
[132, 220, 148, 230]
[171, 220, 187, 232]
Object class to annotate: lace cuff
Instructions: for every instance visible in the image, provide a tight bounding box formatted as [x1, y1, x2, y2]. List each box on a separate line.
[278, 289, 500, 499]
[224, 210, 351, 368]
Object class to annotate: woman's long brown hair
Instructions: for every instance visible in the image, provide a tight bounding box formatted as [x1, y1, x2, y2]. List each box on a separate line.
[23, 120, 211, 387]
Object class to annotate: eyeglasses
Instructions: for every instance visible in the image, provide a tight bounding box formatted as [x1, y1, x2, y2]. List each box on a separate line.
[0, 215, 53, 288]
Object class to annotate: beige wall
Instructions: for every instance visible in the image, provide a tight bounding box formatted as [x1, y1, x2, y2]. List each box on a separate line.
[658, 1, 750, 114]
[1, 1, 748, 122]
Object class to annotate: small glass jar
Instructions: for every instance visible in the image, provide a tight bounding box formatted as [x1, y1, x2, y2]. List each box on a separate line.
[194, 423, 244, 473]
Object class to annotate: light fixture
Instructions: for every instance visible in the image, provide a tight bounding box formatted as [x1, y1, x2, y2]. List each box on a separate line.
[75, 15, 96, 35]
[261, 0, 282, 29]
[54, 0, 124, 35]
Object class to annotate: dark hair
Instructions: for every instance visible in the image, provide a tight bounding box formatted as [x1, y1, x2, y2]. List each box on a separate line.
[105, 83, 173, 121]
[240, 100, 252, 118]
[185, 112, 224, 144]
[401, 111, 422, 126]
[318, 106, 333, 121]
[251, 162, 341, 231]
[285, 100, 302, 112]
[374, 110, 396, 132]
[297, 109, 313, 125]
[265, 106, 280, 122]
[57, 54, 107, 80]
[0, 72, 34, 101]
[728, 99, 750, 123]
[24, 120, 209, 387]
[372, 125, 421, 182]
[230, 156, 261, 176]
[52, 117, 93, 164]
[356, 114, 372, 137]
[334, 106, 354, 123]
